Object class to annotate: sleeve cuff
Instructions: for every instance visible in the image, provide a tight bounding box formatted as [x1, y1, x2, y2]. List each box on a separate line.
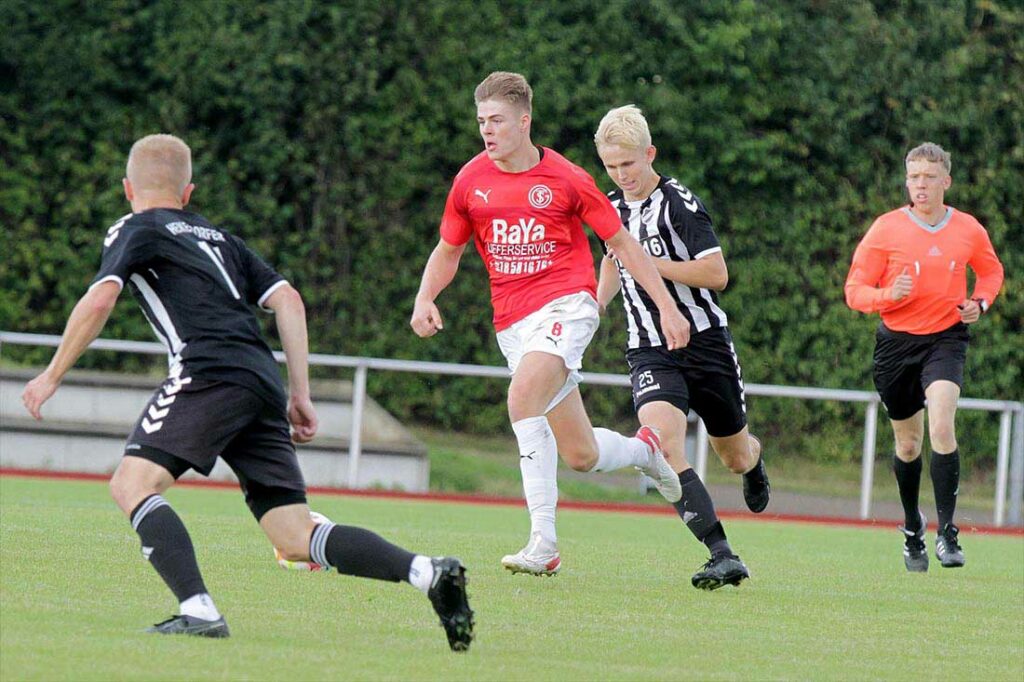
[257, 279, 289, 311]
[693, 246, 722, 260]
[88, 275, 124, 292]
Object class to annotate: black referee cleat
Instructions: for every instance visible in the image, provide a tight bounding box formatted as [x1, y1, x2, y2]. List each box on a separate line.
[899, 511, 929, 573]
[742, 455, 770, 513]
[936, 523, 965, 568]
[691, 554, 750, 590]
[145, 614, 230, 638]
[427, 557, 475, 652]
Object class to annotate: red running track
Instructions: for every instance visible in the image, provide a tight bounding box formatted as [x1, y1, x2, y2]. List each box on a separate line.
[3, 467, 1021, 537]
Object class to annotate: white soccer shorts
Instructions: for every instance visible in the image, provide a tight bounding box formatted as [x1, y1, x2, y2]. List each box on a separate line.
[496, 291, 600, 414]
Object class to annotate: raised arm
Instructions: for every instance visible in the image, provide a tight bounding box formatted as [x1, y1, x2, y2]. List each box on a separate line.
[606, 228, 690, 348]
[411, 238, 466, 338]
[264, 283, 318, 443]
[22, 281, 121, 419]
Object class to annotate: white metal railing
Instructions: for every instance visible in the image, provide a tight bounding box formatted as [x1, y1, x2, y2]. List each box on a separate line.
[2, 330, 1022, 526]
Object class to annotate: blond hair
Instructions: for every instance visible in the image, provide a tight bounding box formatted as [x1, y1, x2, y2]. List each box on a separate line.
[126, 134, 192, 194]
[594, 105, 652, 150]
[905, 142, 951, 174]
[474, 72, 533, 113]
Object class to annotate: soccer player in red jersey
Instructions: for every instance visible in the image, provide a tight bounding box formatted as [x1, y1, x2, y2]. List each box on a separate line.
[411, 72, 690, 576]
[845, 142, 1004, 572]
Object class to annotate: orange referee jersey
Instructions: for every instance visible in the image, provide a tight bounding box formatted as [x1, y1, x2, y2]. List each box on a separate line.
[844, 206, 1004, 334]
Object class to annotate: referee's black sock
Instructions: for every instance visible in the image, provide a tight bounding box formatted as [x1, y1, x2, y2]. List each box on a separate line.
[130, 494, 208, 602]
[673, 469, 732, 558]
[931, 448, 960, 529]
[893, 455, 923, 531]
[309, 523, 415, 582]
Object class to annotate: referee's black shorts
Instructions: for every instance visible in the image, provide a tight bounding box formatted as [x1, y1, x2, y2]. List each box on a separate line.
[626, 327, 747, 438]
[872, 322, 970, 421]
[123, 377, 307, 520]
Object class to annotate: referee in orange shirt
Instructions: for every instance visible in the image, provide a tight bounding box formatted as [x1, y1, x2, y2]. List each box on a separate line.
[845, 142, 1004, 572]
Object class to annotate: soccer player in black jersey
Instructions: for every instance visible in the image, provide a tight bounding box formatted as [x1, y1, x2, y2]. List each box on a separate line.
[21, 134, 473, 650]
[593, 106, 771, 590]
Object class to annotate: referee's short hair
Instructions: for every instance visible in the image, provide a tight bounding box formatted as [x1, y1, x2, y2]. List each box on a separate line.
[475, 72, 532, 114]
[905, 142, 951, 174]
[594, 105, 652, 150]
[126, 134, 192, 194]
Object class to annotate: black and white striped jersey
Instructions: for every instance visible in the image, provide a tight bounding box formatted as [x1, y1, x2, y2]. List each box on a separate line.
[606, 175, 728, 349]
[90, 208, 288, 408]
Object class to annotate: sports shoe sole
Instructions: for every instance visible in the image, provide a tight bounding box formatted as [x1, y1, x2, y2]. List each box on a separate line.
[691, 571, 748, 591]
[501, 556, 561, 576]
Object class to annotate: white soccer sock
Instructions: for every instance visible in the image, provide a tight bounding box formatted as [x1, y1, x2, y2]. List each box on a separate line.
[512, 416, 559, 544]
[179, 592, 221, 621]
[407, 555, 435, 594]
[591, 427, 650, 472]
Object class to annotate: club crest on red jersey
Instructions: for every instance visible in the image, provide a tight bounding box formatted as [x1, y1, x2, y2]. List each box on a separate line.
[528, 184, 553, 209]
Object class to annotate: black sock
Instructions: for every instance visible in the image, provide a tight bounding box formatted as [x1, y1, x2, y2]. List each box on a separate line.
[673, 469, 732, 557]
[309, 523, 415, 582]
[130, 495, 207, 602]
[743, 454, 766, 484]
[893, 455, 923, 531]
[931, 448, 960, 529]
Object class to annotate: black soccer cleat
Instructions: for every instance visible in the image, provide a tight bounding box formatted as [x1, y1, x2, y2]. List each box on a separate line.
[899, 510, 929, 573]
[936, 523, 965, 568]
[691, 553, 750, 591]
[427, 557, 475, 652]
[145, 614, 230, 638]
[742, 455, 770, 514]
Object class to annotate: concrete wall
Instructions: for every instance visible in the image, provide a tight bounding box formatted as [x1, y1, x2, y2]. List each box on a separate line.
[0, 369, 429, 491]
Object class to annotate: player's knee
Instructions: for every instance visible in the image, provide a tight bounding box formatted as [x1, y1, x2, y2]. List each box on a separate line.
[109, 471, 147, 515]
[895, 438, 922, 461]
[929, 423, 957, 451]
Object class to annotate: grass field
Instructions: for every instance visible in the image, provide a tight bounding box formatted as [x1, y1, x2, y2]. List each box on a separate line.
[2, 476, 1022, 681]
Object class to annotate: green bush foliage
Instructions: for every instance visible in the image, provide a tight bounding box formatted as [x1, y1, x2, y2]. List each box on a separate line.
[2, 0, 1020, 466]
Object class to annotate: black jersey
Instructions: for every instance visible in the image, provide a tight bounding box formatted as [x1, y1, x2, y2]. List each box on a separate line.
[606, 176, 728, 348]
[90, 208, 288, 409]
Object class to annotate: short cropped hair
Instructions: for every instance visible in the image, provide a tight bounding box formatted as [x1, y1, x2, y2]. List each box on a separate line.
[905, 142, 951, 174]
[126, 134, 192, 194]
[474, 72, 533, 113]
[594, 105, 652, 150]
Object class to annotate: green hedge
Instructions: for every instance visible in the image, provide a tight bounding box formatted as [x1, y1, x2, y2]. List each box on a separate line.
[2, 0, 1020, 466]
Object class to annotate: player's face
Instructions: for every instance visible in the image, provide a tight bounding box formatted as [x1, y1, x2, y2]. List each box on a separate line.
[477, 99, 529, 162]
[905, 159, 950, 212]
[598, 143, 658, 201]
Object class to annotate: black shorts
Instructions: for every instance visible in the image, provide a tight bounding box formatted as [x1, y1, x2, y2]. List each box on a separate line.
[872, 322, 970, 421]
[626, 327, 747, 438]
[124, 378, 307, 519]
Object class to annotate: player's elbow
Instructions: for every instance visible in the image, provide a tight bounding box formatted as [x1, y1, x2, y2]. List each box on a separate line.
[711, 268, 729, 292]
[85, 284, 120, 316]
[267, 284, 305, 314]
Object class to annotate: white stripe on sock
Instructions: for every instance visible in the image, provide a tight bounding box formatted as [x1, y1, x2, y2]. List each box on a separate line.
[131, 495, 169, 531]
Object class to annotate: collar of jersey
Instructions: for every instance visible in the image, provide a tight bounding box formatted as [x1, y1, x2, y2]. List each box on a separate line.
[902, 206, 953, 233]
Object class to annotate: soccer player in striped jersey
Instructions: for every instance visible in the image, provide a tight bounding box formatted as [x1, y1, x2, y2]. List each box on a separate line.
[412, 73, 691, 577]
[21, 134, 474, 650]
[845, 142, 1004, 572]
[594, 105, 770, 589]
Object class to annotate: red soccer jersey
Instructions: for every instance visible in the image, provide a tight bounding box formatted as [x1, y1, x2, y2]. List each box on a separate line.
[845, 206, 1004, 334]
[440, 148, 623, 330]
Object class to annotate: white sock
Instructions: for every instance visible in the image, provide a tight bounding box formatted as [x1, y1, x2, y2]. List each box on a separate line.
[179, 592, 221, 621]
[591, 427, 650, 472]
[512, 416, 559, 544]
[408, 555, 435, 594]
